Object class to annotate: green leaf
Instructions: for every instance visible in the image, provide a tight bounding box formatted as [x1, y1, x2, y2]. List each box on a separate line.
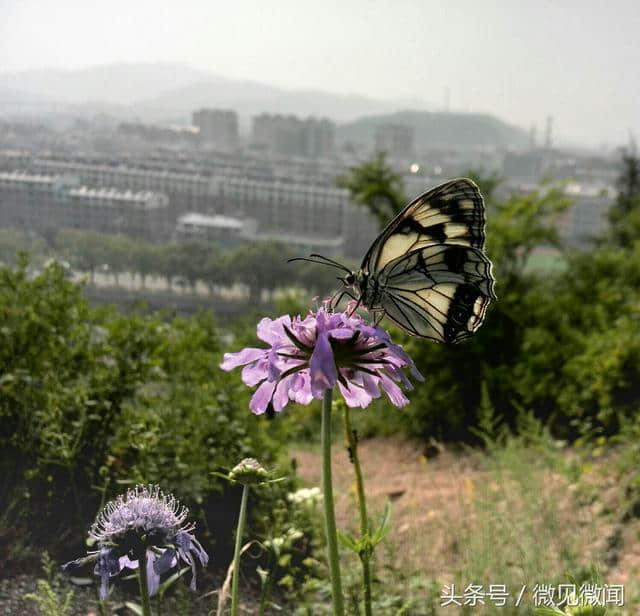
[158, 566, 190, 597]
[68, 576, 93, 586]
[124, 601, 144, 615]
[337, 530, 358, 552]
[277, 553, 292, 567]
[371, 502, 392, 546]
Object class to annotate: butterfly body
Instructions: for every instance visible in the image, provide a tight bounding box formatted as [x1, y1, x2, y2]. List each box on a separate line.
[292, 178, 496, 343]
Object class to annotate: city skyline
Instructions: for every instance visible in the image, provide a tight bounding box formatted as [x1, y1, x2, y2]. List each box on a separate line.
[2, 1, 639, 148]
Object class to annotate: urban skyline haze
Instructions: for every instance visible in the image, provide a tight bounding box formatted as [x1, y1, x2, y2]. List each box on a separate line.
[1, 0, 639, 147]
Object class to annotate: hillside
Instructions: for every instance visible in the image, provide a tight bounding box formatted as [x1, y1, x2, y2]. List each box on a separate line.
[0, 62, 418, 123]
[337, 110, 529, 149]
[0, 64, 530, 146]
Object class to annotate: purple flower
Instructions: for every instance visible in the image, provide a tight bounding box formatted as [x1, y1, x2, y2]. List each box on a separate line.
[221, 306, 423, 414]
[62, 485, 208, 599]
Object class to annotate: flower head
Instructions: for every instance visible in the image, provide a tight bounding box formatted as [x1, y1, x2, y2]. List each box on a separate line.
[63, 485, 208, 600]
[221, 305, 423, 414]
[228, 457, 269, 485]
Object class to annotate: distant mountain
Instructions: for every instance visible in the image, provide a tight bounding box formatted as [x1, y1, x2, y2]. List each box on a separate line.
[0, 62, 425, 124]
[0, 63, 530, 148]
[133, 79, 404, 123]
[0, 63, 212, 105]
[0, 85, 48, 104]
[337, 110, 530, 149]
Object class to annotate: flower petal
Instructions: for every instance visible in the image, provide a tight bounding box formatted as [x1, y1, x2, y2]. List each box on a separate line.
[271, 378, 291, 413]
[153, 547, 178, 576]
[257, 315, 291, 345]
[309, 332, 337, 396]
[146, 549, 161, 597]
[94, 547, 121, 600]
[220, 347, 265, 371]
[327, 327, 355, 340]
[119, 555, 139, 570]
[184, 532, 209, 567]
[241, 358, 269, 386]
[176, 532, 200, 591]
[379, 372, 410, 407]
[360, 373, 382, 400]
[289, 371, 314, 405]
[250, 380, 277, 414]
[267, 349, 282, 381]
[338, 381, 373, 408]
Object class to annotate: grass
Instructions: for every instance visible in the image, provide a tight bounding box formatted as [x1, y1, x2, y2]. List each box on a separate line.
[291, 423, 640, 615]
[4, 430, 639, 615]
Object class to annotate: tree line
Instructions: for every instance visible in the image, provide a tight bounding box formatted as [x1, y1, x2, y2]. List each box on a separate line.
[0, 230, 344, 303]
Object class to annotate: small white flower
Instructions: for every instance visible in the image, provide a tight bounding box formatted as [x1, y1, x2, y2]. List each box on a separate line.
[287, 487, 323, 506]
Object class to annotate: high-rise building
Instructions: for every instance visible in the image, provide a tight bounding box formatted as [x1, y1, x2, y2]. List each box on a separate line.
[192, 109, 239, 149]
[302, 118, 335, 159]
[374, 124, 414, 159]
[252, 114, 335, 158]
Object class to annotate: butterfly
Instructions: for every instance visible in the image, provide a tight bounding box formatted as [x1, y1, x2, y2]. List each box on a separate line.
[291, 178, 496, 343]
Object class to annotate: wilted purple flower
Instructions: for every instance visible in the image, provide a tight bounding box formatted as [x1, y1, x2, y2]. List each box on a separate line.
[63, 485, 208, 599]
[220, 306, 423, 414]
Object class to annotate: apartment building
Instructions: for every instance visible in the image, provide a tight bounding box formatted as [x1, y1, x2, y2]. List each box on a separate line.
[252, 114, 335, 159]
[192, 109, 239, 149]
[0, 171, 169, 239]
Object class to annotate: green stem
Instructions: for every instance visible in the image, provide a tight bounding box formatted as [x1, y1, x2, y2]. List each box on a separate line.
[97, 600, 110, 616]
[344, 405, 372, 616]
[136, 547, 152, 616]
[321, 388, 345, 616]
[231, 483, 249, 616]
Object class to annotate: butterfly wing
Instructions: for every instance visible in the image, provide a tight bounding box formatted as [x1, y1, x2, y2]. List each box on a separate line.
[360, 178, 496, 343]
[376, 245, 495, 342]
[361, 178, 487, 273]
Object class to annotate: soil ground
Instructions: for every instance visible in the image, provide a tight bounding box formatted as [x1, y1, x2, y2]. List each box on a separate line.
[291, 437, 640, 592]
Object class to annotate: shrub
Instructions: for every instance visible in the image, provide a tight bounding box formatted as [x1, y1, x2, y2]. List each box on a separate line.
[0, 259, 289, 572]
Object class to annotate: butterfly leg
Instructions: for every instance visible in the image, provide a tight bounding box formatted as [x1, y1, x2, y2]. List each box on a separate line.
[346, 295, 363, 317]
[330, 289, 358, 312]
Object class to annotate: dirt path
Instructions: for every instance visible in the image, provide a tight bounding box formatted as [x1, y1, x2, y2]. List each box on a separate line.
[291, 437, 483, 579]
[290, 437, 640, 590]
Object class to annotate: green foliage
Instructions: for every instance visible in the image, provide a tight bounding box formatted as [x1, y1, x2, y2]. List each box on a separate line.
[238, 483, 325, 614]
[232, 241, 296, 302]
[607, 149, 640, 248]
[338, 151, 407, 228]
[0, 229, 47, 265]
[466, 168, 503, 204]
[486, 185, 571, 283]
[46, 229, 339, 303]
[294, 552, 440, 615]
[533, 568, 610, 615]
[0, 259, 288, 567]
[23, 552, 74, 616]
[335, 152, 640, 443]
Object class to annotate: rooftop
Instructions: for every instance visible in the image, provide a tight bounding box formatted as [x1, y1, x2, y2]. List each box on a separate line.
[68, 185, 163, 203]
[0, 170, 54, 184]
[178, 212, 245, 230]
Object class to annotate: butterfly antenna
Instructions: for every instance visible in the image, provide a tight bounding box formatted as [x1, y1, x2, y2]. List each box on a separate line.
[287, 254, 352, 274]
[308, 254, 352, 272]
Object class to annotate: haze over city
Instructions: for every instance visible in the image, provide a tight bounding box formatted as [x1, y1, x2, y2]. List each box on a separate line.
[2, 0, 640, 147]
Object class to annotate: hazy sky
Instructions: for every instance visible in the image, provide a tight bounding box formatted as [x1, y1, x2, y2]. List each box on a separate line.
[2, 0, 639, 146]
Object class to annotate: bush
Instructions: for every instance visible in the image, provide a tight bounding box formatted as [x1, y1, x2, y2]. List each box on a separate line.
[0, 258, 289, 572]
